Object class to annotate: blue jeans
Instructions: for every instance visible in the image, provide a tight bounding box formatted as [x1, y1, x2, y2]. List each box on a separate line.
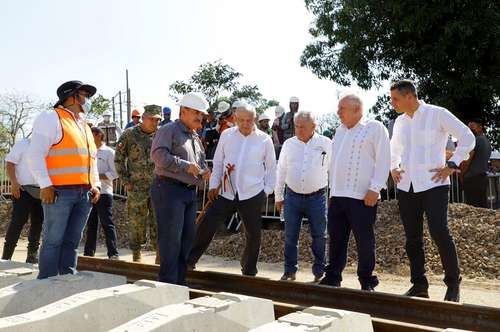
[283, 188, 327, 276]
[38, 187, 92, 279]
[151, 177, 197, 285]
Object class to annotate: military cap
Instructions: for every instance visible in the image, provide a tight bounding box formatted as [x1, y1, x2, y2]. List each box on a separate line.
[143, 105, 162, 119]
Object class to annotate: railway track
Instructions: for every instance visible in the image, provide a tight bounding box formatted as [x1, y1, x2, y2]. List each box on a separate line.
[77, 256, 500, 332]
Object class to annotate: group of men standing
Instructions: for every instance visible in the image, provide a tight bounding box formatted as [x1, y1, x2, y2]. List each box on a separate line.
[1, 78, 485, 304]
[273, 81, 474, 302]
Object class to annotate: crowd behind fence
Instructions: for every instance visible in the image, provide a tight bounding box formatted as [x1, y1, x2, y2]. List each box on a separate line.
[1, 158, 499, 213]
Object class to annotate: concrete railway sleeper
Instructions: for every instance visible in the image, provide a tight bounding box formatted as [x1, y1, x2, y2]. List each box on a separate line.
[77, 256, 500, 332]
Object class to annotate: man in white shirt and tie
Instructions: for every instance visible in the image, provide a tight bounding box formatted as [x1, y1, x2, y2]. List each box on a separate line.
[188, 103, 276, 276]
[275, 111, 331, 282]
[320, 94, 390, 291]
[390, 80, 475, 302]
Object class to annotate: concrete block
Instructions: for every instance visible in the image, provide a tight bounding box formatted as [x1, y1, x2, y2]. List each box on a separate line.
[251, 321, 320, 332]
[0, 271, 125, 317]
[110, 292, 275, 332]
[0, 268, 38, 288]
[302, 307, 372, 332]
[0, 280, 188, 332]
[0, 260, 35, 271]
[251, 306, 372, 332]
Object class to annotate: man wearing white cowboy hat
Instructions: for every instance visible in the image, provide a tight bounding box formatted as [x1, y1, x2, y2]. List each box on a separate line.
[150, 92, 211, 285]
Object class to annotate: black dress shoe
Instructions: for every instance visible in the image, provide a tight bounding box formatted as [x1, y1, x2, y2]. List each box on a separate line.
[280, 272, 296, 281]
[313, 274, 323, 283]
[361, 285, 375, 292]
[319, 277, 340, 287]
[403, 284, 429, 298]
[444, 284, 460, 302]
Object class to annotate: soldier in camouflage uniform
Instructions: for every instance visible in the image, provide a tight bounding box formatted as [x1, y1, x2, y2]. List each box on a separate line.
[115, 105, 162, 262]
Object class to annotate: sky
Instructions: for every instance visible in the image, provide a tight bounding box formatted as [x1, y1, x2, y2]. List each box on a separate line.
[0, 0, 384, 124]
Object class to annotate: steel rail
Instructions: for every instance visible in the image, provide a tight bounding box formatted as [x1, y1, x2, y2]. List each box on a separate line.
[78, 256, 499, 331]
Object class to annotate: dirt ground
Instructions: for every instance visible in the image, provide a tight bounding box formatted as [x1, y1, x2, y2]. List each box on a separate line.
[6, 238, 499, 308]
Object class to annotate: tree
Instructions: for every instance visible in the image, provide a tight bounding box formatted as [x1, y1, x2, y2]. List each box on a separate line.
[0, 124, 9, 156]
[0, 92, 48, 150]
[301, 0, 500, 148]
[169, 60, 278, 114]
[89, 94, 111, 117]
[316, 112, 340, 135]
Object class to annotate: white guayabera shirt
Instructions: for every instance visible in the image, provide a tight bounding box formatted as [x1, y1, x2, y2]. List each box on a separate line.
[329, 118, 391, 200]
[390, 101, 475, 193]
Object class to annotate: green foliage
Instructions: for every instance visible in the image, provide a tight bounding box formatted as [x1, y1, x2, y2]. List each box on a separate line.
[302, 0, 500, 148]
[169, 60, 278, 114]
[89, 94, 111, 117]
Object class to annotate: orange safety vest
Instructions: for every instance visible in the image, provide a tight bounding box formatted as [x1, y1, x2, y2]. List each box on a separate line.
[45, 107, 97, 186]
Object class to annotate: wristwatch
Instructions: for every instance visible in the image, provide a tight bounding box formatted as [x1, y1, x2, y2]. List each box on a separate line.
[446, 161, 460, 169]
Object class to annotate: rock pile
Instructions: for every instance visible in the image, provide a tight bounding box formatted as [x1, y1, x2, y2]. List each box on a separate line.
[1, 199, 498, 279]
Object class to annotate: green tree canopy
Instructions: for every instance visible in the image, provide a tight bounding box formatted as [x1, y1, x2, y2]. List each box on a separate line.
[169, 60, 279, 114]
[89, 94, 111, 117]
[301, 0, 500, 148]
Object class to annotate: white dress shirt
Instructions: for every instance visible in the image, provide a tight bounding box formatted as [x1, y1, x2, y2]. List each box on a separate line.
[5, 138, 36, 186]
[28, 109, 100, 189]
[209, 126, 276, 200]
[96, 144, 118, 195]
[390, 101, 475, 193]
[275, 133, 331, 202]
[329, 118, 391, 200]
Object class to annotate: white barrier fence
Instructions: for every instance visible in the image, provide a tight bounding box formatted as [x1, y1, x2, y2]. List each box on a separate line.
[1, 158, 498, 212]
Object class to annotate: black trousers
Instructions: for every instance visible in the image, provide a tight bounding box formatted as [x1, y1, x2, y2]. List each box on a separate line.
[397, 185, 460, 287]
[463, 174, 489, 208]
[84, 194, 119, 257]
[323, 197, 378, 288]
[2, 190, 43, 259]
[188, 191, 266, 276]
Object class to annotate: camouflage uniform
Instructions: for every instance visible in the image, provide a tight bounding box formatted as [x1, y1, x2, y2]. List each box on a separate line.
[114, 105, 162, 252]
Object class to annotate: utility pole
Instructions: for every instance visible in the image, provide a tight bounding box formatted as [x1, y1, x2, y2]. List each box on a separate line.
[119, 91, 123, 129]
[111, 96, 116, 123]
[126, 69, 131, 123]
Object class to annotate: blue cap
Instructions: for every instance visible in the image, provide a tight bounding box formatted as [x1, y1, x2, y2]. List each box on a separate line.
[163, 107, 171, 114]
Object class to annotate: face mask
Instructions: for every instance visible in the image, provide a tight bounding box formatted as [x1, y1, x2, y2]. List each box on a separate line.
[81, 98, 92, 113]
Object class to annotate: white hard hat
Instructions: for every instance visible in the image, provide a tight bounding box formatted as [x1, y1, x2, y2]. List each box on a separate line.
[179, 92, 209, 114]
[275, 105, 285, 117]
[258, 114, 271, 122]
[217, 101, 230, 113]
[103, 110, 112, 117]
[289, 96, 299, 103]
[231, 100, 244, 109]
